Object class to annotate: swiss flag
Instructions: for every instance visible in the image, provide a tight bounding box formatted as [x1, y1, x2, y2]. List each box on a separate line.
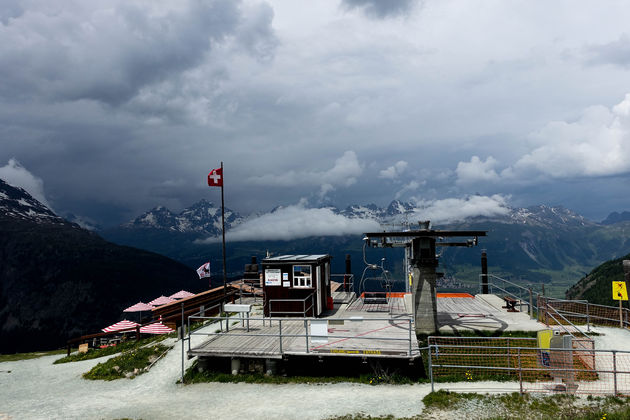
[207, 168, 223, 187]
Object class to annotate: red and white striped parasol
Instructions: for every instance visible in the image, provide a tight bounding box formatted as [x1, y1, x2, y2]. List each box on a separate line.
[139, 318, 174, 335]
[148, 295, 175, 306]
[169, 290, 195, 300]
[102, 319, 139, 333]
[123, 301, 154, 312]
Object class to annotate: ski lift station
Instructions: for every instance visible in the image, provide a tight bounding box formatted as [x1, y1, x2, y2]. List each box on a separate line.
[187, 221, 545, 373]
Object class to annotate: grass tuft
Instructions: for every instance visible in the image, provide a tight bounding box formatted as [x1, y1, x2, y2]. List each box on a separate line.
[82, 343, 170, 380]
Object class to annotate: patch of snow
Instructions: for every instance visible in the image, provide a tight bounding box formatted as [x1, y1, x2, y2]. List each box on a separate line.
[17, 198, 32, 207]
[140, 213, 157, 226]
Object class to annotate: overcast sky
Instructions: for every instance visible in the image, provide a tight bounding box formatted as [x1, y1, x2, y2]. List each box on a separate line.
[2, 0, 630, 228]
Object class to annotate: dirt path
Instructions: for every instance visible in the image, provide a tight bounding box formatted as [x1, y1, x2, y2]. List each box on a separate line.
[0, 332, 431, 420]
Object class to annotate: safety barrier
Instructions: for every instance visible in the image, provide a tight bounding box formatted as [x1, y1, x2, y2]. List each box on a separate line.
[539, 297, 630, 330]
[427, 336, 629, 396]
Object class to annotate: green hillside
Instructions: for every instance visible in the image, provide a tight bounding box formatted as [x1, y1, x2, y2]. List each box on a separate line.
[565, 252, 630, 306]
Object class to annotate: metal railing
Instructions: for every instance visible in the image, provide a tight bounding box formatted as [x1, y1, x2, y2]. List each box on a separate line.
[232, 280, 262, 304]
[481, 274, 538, 318]
[427, 336, 630, 396]
[187, 313, 417, 358]
[268, 293, 315, 318]
[331, 273, 355, 294]
[540, 297, 630, 331]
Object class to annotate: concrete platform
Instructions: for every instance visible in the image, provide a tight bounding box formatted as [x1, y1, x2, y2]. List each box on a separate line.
[437, 293, 547, 333]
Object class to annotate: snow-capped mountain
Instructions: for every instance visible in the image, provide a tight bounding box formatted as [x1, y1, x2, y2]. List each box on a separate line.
[0, 179, 66, 225]
[504, 205, 594, 228]
[117, 198, 596, 236]
[122, 199, 243, 235]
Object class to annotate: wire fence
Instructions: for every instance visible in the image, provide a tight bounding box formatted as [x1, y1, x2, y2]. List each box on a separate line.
[428, 336, 630, 396]
[539, 297, 630, 331]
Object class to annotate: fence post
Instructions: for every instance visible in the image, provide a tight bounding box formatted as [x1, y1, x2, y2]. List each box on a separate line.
[507, 339, 510, 369]
[529, 288, 533, 319]
[613, 350, 618, 396]
[279, 319, 283, 354]
[304, 319, 309, 354]
[428, 344, 434, 393]
[518, 347, 523, 394]
[408, 319, 412, 357]
[586, 303, 590, 332]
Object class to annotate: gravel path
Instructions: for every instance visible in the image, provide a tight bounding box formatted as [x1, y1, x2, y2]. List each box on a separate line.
[4, 325, 628, 419]
[0, 329, 432, 420]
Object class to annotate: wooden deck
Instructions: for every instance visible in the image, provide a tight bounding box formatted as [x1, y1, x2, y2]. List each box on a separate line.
[188, 297, 420, 360]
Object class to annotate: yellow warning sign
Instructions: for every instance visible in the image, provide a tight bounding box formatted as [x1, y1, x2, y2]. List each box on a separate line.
[537, 329, 552, 350]
[613, 281, 628, 301]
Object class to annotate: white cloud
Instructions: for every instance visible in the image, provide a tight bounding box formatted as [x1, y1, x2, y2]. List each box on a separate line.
[379, 160, 408, 179]
[250, 150, 363, 188]
[394, 180, 422, 199]
[0, 158, 52, 208]
[455, 156, 500, 185]
[199, 202, 380, 242]
[504, 94, 630, 179]
[409, 195, 510, 224]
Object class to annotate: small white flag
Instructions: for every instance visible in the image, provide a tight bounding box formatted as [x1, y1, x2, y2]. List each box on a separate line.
[196, 262, 211, 279]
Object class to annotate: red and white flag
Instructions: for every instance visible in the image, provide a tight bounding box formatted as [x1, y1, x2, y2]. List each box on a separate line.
[207, 168, 223, 187]
[197, 262, 211, 279]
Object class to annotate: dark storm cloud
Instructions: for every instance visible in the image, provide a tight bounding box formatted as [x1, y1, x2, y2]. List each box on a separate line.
[341, 0, 419, 18]
[3, 1, 630, 229]
[0, 1, 242, 105]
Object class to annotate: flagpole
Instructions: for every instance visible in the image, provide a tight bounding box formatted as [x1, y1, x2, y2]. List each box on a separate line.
[221, 161, 227, 302]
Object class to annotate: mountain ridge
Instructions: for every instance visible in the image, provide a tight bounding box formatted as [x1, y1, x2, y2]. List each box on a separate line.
[0, 179, 202, 353]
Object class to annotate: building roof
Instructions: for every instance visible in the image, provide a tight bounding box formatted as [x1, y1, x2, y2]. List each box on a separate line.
[263, 254, 329, 263]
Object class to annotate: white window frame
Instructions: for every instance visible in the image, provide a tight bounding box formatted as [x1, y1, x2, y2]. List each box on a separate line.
[292, 265, 312, 288]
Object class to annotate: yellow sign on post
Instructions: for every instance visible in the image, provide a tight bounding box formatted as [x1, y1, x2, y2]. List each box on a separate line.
[613, 281, 628, 301]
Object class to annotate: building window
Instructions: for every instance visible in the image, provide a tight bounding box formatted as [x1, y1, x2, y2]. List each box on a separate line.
[293, 265, 312, 288]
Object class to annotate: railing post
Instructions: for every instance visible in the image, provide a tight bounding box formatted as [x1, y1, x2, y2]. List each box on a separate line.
[408, 319, 412, 357]
[187, 314, 191, 353]
[305, 319, 309, 353]
[428, 344, 434, 393]
[507, 339, 510, 369]
[518, 347, 523, 394]
[279, 319, 283, 354]
[613, 350, 618, 396]
[586, 303, 590, 332]
[529, 288, 533, 319]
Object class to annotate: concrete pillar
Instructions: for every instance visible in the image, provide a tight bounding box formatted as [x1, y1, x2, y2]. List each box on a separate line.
[265, 359, 277, 376]
[411, 237, 438, 335]
[413, 265, 438, 334]
[231, 358, 241, 375]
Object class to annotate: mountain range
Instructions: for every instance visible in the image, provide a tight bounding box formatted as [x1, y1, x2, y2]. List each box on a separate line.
[101, 199, 630, 298]
[0, 179, 203, 353]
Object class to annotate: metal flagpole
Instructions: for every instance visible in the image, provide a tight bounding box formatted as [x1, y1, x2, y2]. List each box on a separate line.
[221, 161, 227, 302]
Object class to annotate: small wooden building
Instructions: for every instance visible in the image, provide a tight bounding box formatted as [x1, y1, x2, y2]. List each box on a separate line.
[262, 254, 332, 317]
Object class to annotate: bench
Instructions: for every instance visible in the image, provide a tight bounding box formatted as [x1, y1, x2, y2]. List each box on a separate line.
[502, 296, 518, 312]
[224, 303, 252, 332]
